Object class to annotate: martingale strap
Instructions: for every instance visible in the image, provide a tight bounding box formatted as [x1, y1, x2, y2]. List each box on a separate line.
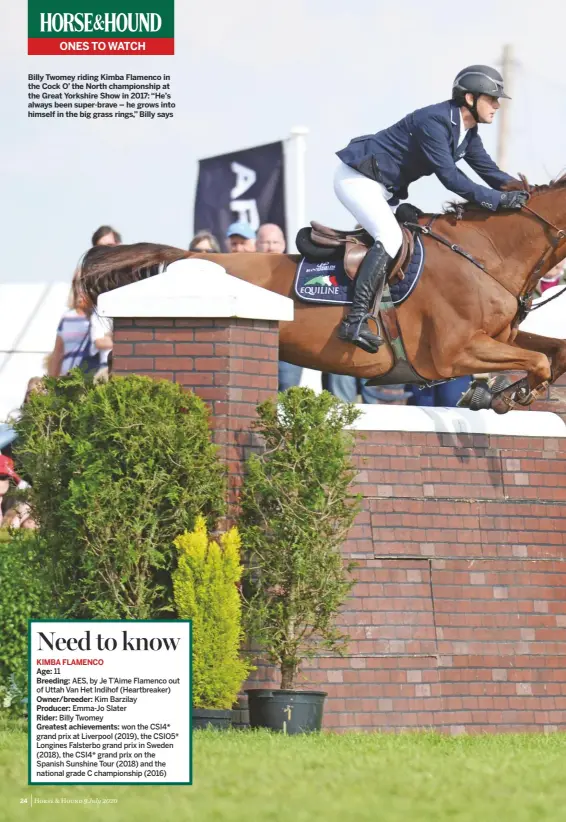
[402, 221, 487, 272]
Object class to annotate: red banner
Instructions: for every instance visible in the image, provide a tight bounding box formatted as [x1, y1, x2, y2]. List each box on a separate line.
[28, 37, 174, 55]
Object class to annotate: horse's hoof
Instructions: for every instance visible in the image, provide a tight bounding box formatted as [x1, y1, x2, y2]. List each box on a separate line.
[490, 393, 510, 414]
[487, 375, 513, 414]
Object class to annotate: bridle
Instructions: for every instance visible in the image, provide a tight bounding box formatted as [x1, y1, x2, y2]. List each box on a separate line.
[517, 201, 566, 316]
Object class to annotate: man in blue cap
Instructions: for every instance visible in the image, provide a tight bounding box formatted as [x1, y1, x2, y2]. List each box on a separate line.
[226, 221, 256, 253]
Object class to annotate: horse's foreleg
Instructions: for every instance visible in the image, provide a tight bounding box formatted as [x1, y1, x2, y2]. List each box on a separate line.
[453, 333, 551, 386]
[512, 331, 566, 383]
[452, 333, 551, 413]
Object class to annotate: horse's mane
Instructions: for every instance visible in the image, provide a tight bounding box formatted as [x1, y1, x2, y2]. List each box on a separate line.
[77, 242, 190, 302]
[443, 172, 566, 217]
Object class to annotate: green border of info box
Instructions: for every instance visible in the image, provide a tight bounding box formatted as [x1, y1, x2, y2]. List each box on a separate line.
[28, 619, 192, 786]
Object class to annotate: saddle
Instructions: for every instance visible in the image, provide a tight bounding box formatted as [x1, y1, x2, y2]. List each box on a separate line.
[300, 203, 424, 283]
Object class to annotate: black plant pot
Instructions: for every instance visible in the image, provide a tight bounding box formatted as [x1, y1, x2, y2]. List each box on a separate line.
[246, 689, 327, 734]
[192, 708, 232, 730]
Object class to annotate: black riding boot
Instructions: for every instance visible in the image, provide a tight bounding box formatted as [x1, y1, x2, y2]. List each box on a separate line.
[338, 240, 392, 354]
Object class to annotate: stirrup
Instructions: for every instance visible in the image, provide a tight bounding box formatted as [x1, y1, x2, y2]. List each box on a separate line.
[339, 313, 384, 353]
[352, 313, 382, 340]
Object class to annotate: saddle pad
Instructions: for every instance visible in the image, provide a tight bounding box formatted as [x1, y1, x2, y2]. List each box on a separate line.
[295, 236, 424, 306]
[294, 258, 353, 305]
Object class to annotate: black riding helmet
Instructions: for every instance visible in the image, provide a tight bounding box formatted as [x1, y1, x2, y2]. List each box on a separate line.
[452, 64, 510, 121]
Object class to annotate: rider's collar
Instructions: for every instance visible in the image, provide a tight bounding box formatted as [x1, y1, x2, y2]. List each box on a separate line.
[450, 100, 458, 126]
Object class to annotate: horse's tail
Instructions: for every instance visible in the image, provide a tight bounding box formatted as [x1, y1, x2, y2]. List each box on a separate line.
[76, 242, 190, 302]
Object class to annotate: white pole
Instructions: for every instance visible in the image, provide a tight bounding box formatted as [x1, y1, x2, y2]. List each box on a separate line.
[286, 126, 321, 392]
[286, 126, 309, 253]
[497, 44, 513, 170]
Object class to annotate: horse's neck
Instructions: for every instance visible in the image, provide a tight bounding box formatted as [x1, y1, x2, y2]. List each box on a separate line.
[483, 197, 566, 293]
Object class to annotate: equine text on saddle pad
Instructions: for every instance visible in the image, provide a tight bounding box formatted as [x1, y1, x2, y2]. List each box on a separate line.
[295, 237, 425, 306]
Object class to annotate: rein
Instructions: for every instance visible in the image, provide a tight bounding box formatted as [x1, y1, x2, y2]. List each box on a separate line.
[520, 202, 566, 279]
[521, 203, 566, 242]
[515, 202, 566, 320]
[529, 283, 566, 312]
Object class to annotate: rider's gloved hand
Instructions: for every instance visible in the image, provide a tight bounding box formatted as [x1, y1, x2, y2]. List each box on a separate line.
[498, 190, 529, 210]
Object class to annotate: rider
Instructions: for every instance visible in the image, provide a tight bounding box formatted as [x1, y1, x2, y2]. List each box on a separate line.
[334, 65, 529, 354]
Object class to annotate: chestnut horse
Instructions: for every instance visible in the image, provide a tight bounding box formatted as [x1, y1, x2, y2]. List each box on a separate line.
[79, 178, 566, 413]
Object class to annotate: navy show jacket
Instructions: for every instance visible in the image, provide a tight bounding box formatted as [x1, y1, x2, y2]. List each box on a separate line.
[336, 100, 515, 210]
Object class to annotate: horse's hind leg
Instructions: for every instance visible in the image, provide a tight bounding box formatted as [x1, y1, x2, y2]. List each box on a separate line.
[452, 332, 551, 413]
[512, 331, 566, 383]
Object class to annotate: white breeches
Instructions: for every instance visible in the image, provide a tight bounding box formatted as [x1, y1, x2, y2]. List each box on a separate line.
[333, 160, 403, 257]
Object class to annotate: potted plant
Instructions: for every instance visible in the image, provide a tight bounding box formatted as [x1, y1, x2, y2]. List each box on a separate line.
[173, 515, 252, 729]
[239, 387, 362, 734]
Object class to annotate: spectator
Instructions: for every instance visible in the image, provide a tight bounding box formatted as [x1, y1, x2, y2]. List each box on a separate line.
[189, 231, 221, 253]
[226, 222, 256, 253]
[0, 380, 45, 457]
[48, 281, 99, 377]
[256, 223, 286, 253]
[49, 227, 121, 378]
[252, 223, 303, 391]
[405, 377, 472, 407]
[323, 374, 410, 404]
[23, 377, 45, 405]
[0, 423, 17, 454]
[92, 225, 122, 246]
[90, 309, 113, 372]
[89, 226, 120, 369]
[539, 260, 566, 294]
[0, 455, 35, 530]
[278, 360, 304, 393]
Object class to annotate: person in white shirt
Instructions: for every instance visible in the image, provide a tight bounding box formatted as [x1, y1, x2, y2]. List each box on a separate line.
[90, 312, 113, 368]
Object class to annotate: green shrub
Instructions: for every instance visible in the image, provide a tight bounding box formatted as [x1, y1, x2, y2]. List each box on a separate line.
[239, 387, 362, 690]
[14, 370, 226, 619]
[0, 532, 55, 714]
[173, 516, 252, 709]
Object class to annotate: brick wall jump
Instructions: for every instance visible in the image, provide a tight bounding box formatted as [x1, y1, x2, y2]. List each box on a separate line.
[113, 316, 566, 734]
[112, 316, 278, 508]
[246, 430, 566, 734]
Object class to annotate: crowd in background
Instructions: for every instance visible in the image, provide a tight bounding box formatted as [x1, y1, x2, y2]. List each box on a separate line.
[0, 225, 119, 529]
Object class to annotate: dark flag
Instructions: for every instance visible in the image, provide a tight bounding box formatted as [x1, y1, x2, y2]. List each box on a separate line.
[193, 141, 286, 246]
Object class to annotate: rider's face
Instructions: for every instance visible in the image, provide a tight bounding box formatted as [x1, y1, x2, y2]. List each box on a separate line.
[474, 94, 501, 124]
